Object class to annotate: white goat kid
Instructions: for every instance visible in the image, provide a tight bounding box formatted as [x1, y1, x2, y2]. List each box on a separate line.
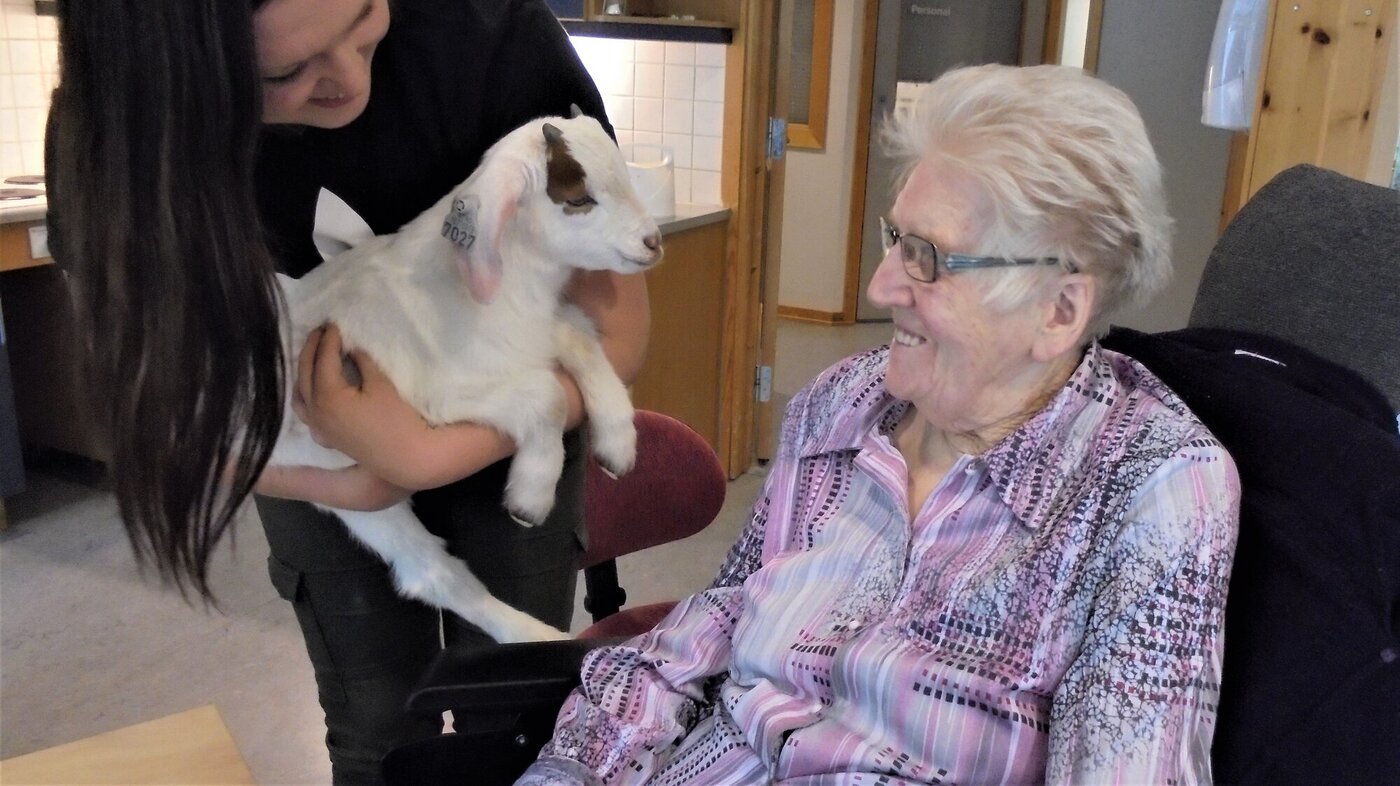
[268, 113, 663, 643]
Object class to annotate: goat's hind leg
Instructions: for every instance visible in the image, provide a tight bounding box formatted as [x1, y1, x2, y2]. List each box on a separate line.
[555, 306, 636, 477]
[331, 503, 567, 642]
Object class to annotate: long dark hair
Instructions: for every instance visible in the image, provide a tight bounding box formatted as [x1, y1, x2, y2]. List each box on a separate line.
[48, 0, 283, 599]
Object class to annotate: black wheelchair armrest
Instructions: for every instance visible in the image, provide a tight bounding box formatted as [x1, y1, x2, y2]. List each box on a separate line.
[406, 637, 627, 717]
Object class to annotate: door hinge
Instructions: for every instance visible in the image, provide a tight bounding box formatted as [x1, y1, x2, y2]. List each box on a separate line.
[766, 117, 786, 161]
[754, 364, 773, 402]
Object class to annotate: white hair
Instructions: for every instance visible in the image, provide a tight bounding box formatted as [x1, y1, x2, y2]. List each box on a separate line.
[882, 64, 1173, 336]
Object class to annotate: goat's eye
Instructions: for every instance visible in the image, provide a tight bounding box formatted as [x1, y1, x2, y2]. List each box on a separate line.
[566, 196, 597, 208]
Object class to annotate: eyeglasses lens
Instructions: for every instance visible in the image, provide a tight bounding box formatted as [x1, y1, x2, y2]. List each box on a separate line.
[902, 237, 936, 282]
[880, 218, 937, 282]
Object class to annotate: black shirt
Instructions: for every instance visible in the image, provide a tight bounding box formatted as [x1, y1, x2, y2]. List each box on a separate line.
[255, 0, 611, 277]
[254, 0, 608, 534]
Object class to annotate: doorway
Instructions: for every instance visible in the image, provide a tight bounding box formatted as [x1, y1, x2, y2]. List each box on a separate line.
[853, 0, 1031, 321]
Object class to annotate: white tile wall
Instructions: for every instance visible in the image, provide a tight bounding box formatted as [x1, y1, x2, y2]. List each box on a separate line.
[571, 36, 726, 207]
[0, 8, 733, 201]
[0, 0, 58, 175]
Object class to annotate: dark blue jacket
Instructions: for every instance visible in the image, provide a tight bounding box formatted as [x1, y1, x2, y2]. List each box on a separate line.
[1102, 326, 1400, 785]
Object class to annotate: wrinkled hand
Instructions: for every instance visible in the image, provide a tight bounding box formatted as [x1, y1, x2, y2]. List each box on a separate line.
[293, 324, 430, 469]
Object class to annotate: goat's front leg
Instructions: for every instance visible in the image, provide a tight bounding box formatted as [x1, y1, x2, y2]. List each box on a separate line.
[437, 371, 570, 527]
[329, 503, 567, 642]
[555, 305, 636, 478]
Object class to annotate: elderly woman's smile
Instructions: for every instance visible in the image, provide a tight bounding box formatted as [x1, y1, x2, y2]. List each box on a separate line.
[891, 326, 925, 347]
[867, 159, 1084, 447]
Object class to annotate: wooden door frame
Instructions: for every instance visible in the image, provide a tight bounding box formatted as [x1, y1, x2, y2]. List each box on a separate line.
[840, 0, 1072, 324]
[1041, 0, 1104, 71]
[755, 0, 794, 461]
[719, 0, 782, 476]
[836, 0, 882, 326]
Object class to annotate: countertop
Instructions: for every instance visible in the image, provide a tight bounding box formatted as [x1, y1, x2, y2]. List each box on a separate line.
[0, 195, 47, 226]
[656, 203, 729, 235]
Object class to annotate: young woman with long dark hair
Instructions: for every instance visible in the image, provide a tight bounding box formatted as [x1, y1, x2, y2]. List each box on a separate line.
[46, 0, 647, 782]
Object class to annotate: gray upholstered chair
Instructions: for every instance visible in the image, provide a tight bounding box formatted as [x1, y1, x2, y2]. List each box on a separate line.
[1104, 163, 1400, 785]
[1188, 163, 1400, 407]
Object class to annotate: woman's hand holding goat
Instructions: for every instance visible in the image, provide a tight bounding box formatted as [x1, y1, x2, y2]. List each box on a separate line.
[267, 266, 649, 503]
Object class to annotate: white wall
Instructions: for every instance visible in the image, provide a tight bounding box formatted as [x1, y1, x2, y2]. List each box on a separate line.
[0, 1, 60, 175]
[1092, 0, 1235, 332]
[776, 0, 864, 314]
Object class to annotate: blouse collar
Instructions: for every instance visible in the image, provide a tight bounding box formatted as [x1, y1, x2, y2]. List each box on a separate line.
[797, 343, 1123, 530]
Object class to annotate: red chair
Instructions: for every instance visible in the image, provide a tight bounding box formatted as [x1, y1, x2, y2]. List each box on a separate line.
[382, 410, 728, 785]
[575, 409, 727, 639]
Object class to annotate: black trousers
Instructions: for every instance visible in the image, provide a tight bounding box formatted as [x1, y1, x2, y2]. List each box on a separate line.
[256, 429, 586, 785]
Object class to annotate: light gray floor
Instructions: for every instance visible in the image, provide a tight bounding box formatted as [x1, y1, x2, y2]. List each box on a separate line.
[0, 319, 889, 784]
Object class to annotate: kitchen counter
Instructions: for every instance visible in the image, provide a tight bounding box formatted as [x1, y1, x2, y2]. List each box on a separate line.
[657, 203, 729, 236]
[0, 196, 47, 226]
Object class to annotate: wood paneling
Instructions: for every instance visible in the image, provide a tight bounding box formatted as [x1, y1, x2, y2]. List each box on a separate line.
[0, 221, 52, 273]
[630, 221, 729, 453]
[1235, 0, 1396, 212]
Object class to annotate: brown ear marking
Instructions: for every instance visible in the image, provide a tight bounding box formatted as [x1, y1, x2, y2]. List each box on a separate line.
[543, 123, 591, 211]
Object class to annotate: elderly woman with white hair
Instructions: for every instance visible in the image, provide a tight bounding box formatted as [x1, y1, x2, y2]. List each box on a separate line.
[518, 64, 1241, 785]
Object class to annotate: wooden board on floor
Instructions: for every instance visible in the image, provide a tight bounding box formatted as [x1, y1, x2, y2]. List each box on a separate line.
[0, 705, 255, 785]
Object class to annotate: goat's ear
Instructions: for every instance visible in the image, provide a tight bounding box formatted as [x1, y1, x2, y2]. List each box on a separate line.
[569, 103, 584, 118]
[445, 168, 524, 304]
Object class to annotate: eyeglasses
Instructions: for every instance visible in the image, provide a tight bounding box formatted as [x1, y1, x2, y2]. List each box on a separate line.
[879, 217, 1069, 283]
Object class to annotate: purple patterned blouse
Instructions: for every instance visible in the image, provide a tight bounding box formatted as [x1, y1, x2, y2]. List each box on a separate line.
[519, 344, 1240, 785]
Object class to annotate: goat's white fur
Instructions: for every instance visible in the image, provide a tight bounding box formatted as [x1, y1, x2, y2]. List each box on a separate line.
[267, 114, 662, 643]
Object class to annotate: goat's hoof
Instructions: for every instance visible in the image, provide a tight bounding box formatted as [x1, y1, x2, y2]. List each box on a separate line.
[596, 456, 633, 479]
[507, 510, 545, 528]
[591, 425, 637, 478]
